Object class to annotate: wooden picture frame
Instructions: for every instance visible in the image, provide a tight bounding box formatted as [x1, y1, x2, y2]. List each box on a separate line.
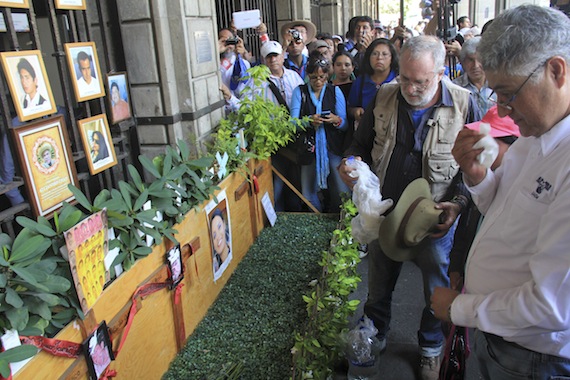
[64, 41, 105, 102]
[78, 114, 117, 175]
[0, 0, 29, 9]
[54, 0, 86, 10]
[11, 115, 79, 217]
[0, 50, 57, 122]
[106, 72, 132, 124]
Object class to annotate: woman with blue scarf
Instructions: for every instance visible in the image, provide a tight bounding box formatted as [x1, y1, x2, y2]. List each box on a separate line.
[290, 56, 349, 212]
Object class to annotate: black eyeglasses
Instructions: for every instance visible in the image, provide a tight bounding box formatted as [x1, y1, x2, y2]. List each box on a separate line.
[488, 62, 545, 111]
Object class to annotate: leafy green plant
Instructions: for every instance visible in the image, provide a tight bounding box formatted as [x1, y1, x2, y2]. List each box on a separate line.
[211, 65, 306, 168]
[0, 344, 38, 378]
[140, 139, 219, 221]
[291, 197, 361, 379]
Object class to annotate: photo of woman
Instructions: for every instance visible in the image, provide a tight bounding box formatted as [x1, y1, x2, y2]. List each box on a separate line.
[210, 208, 230, 272]
[78, 114, 117, 175]
[204, 190, 232, 281]
[90, 130, 109, 163]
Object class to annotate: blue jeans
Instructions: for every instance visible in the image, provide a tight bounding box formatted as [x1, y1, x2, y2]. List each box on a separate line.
[0, 132, 24, 206]
[272, 154, 301, 212]
[326, 152, 350, 213]
[300, 152, 350, 213]
[474, 330, 570, 380]
[364, 223, 456, 357]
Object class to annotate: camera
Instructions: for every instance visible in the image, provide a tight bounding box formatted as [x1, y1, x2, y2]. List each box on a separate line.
[289, 29, 303, 42]
[225, 37, 239, 46]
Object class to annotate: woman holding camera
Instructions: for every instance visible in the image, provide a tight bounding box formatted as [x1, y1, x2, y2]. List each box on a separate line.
[289, 54, 349, 212]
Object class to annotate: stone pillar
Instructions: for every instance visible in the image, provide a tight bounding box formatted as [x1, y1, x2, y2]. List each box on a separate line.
[116, 0, 224, 159]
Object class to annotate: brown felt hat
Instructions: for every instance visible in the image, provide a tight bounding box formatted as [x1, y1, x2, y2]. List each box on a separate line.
[378, 178, 442, 262]
[280, 20, 317, 43]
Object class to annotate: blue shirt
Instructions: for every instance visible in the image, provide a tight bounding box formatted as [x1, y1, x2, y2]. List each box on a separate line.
[290, 85, 347, 131]
[284, 55, 309, 79]
[348, 71, 397, 110]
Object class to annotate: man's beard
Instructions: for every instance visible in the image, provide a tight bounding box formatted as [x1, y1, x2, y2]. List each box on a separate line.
[401, 80, 439, 109]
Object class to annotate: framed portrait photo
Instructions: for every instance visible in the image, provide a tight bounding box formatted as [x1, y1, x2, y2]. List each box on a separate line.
[64, 41, 105, 102]
[0, 0, 30, 9]
[106, 72, 132, 124]
[54, 0, 86, 10]
[0, 50, 57, 122]
[78, 114, 117, 175]
[166, 244, 184, 289]
[204, 190, 232, 282]
[11, 115, 79, 217]
[82, 321, 114, 380]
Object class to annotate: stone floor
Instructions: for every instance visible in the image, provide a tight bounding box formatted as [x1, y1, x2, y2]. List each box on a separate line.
[334, 255, 484, 380]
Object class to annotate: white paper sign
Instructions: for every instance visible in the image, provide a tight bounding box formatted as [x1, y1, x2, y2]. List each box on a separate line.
[232, 9, 261, 30]
[261, 192, 277, 227]
[1, 330, 34, 374]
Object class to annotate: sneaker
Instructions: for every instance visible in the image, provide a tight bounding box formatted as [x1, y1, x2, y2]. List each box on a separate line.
[357, 243, 368, 258]
[419, 355, 441, 380]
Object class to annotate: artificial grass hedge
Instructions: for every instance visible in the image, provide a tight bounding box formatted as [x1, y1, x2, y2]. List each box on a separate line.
[163, 213, 338, 379]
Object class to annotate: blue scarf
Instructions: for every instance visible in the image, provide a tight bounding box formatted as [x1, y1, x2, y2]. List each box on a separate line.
[308, 85, 330, 190]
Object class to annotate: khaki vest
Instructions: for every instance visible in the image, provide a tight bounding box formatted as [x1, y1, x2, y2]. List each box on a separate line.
[370, 81, 471, 201]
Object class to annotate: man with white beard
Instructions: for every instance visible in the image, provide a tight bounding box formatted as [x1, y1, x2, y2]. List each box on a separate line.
[338, 35, 481, 380]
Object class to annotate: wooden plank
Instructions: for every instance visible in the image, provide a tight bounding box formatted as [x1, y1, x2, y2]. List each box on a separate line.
[13, 167, 271, 379]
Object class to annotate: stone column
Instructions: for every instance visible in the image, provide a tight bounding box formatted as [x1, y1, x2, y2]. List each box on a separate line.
[116, 0, 224, 159]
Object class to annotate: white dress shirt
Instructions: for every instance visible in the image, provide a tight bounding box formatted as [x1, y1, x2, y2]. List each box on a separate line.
[452, 114, 570, 359]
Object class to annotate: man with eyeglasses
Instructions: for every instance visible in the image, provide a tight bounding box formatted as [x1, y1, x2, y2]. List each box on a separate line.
[431, 5, 570, 378]
[338, 35, 480, 380]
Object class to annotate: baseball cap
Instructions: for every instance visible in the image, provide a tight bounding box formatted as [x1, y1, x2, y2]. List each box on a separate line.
[260, 41, 283, 58]
[374, 20, 385, 31]
[465, 105, 520, 137]
[307, 40, 330, 54]
[332, 34, 343, 42]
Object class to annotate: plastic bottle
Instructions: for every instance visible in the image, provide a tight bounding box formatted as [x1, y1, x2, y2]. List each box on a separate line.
[345, 317, 382, 379]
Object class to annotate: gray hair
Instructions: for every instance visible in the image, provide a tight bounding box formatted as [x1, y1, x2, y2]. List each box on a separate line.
[459, 36, 481, 62]
[478, 5, 570, 78]
[400, 35, 445, 73]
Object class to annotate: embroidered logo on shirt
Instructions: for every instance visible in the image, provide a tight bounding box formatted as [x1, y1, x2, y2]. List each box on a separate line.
[532, 177, 552, 198]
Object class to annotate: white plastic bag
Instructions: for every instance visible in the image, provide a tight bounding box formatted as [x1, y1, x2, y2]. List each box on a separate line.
[346, 157, 393, 244]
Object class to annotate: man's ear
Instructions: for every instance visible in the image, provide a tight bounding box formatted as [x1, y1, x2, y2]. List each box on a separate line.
[548, 56, 567, 88]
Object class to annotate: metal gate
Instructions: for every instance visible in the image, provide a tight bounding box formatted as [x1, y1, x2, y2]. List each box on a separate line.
[215, 0, 279, 61]
[0, 0, 140, 237]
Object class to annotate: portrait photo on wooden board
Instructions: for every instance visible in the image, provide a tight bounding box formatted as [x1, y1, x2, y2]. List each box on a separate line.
[0, 50, 57, 122]
[0, 0, 30, 9]
[167, 244, 184, 288]
[11, 115, 78, 217]
[204, 189, 233, 282]
[64, 41, 105, 102]
[54, 0, 86, 10]
[82, 321, 114, 380]
[78, 114, 117, 175]
[106, 72, 132, 124]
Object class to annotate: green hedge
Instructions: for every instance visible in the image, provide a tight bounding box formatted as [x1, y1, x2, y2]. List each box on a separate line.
[163, 214, 338, 380]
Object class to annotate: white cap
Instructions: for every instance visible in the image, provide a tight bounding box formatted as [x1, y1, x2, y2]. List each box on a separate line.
[261, 41, 283, 58]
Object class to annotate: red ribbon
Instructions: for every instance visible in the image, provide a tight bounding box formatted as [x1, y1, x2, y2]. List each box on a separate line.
[19, 335, 82, 358]
[252, 175, 260, 194]
[100, 368, 117, 379]
[174, 282, 185, 305]
[115, 282, 170, 356]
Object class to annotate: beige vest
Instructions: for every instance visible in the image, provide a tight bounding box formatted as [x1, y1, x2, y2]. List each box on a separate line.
[370, 81, 471, 201]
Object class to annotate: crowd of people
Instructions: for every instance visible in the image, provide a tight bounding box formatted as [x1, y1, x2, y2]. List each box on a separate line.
[218, 5, 570, 380]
